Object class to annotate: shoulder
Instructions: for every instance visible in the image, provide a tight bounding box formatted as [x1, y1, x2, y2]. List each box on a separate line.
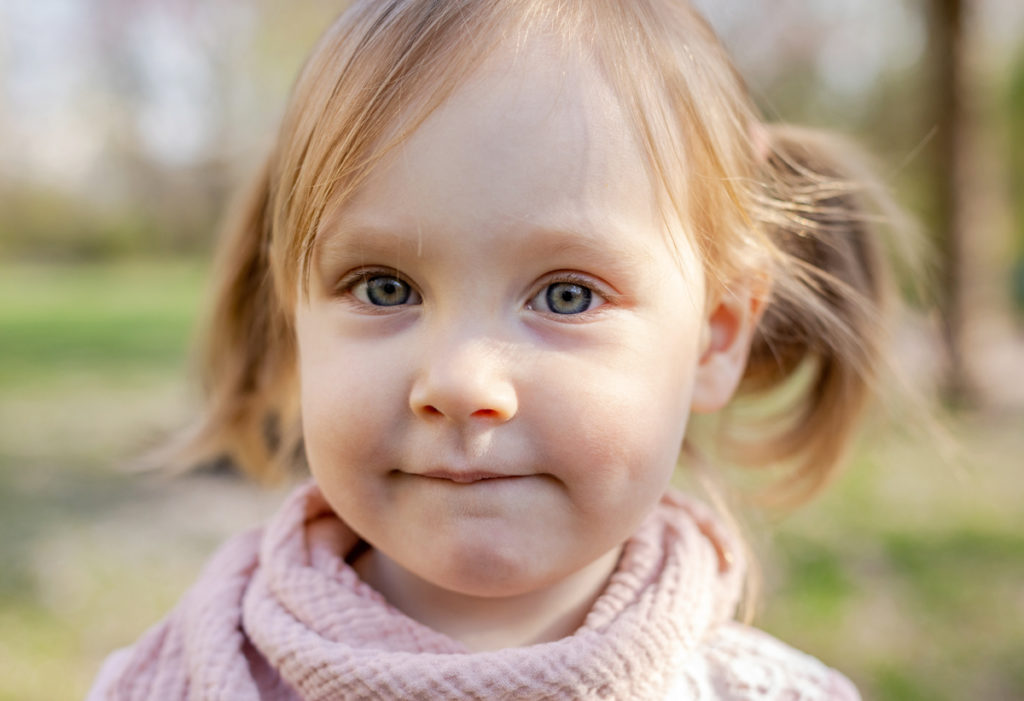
[668, 622, 860, 701]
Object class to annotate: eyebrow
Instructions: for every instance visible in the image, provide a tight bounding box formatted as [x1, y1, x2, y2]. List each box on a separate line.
[314, 223, 419, 276]
[522, 226, 653, 274]
[315, 215, 658, 282]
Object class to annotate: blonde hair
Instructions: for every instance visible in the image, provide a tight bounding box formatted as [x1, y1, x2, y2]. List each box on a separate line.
[179, 0, 896, 504]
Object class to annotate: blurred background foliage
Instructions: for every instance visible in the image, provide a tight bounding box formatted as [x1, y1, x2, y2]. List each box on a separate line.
[1, 1, 1022, 699]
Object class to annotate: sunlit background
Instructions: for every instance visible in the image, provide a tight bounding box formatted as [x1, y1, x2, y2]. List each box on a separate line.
[1, 1, 1022, 699]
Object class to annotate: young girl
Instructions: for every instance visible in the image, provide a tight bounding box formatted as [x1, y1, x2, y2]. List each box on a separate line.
[90, 1, 893, 698]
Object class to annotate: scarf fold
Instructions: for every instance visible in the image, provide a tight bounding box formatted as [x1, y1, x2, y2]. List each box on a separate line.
[89, 482, 856, 700]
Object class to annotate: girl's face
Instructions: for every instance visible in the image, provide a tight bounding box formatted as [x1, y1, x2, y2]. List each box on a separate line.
[295, 42, 715, 599]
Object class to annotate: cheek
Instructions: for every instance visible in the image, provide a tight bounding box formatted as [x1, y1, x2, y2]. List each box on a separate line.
[528, 325, 699, 505]
[296, 317, 407, 473]
[297, 345, 409, 537]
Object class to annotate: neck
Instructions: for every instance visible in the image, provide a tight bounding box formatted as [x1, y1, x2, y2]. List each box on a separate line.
[353, 546, 622, 652]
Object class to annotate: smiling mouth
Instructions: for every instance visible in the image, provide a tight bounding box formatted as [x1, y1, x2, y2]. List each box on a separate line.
[417, 470, 524, 484]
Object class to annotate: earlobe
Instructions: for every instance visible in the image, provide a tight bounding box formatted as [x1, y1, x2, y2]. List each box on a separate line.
[691, 281, 767, 414]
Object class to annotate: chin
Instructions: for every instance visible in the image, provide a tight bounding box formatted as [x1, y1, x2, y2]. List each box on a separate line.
[417, 542, 561, 599]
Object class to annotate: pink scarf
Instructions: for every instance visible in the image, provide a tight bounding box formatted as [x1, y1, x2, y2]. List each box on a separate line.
[89, 483, 857, 700]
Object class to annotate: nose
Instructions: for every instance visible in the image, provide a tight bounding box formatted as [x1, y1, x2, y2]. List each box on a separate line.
[408, 335, 518, 424]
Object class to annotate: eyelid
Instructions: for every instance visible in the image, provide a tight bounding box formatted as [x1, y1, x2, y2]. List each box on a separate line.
[544, 271, 616, 296]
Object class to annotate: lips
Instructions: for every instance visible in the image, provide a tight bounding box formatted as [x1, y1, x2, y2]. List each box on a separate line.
[417, 469, 523, 484]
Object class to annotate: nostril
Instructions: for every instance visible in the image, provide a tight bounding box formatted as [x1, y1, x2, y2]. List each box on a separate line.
[423, 405, 443, 416]
[472, 408, 499, 419]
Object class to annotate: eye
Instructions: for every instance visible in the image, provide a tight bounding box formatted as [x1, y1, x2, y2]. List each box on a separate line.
[530, 280, 604, 315]
[351, 274, 421, 307]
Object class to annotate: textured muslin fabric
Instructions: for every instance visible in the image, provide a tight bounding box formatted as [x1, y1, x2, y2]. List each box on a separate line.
[88, 482, 859, 700]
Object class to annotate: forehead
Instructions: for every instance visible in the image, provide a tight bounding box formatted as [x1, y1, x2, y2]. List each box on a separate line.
[317, 36, 684, 265]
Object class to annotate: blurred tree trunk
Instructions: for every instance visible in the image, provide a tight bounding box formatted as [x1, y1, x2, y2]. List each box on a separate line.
[930, 0, 974, 404]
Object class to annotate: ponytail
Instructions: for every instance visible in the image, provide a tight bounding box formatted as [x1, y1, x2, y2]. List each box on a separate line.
[725, 124, 895, 504]
[167, 157, 303, 482]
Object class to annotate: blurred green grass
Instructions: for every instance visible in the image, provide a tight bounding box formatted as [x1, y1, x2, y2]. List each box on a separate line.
[1, 260, 1022, 700]
[0, 260, 215, 700]
[0, 260, 206, 388]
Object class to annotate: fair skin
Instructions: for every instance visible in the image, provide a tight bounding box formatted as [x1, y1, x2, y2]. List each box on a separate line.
[294, 40, 760, 652]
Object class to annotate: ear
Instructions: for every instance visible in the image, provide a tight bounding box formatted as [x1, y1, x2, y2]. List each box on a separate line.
[691, 279, 768, 414]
